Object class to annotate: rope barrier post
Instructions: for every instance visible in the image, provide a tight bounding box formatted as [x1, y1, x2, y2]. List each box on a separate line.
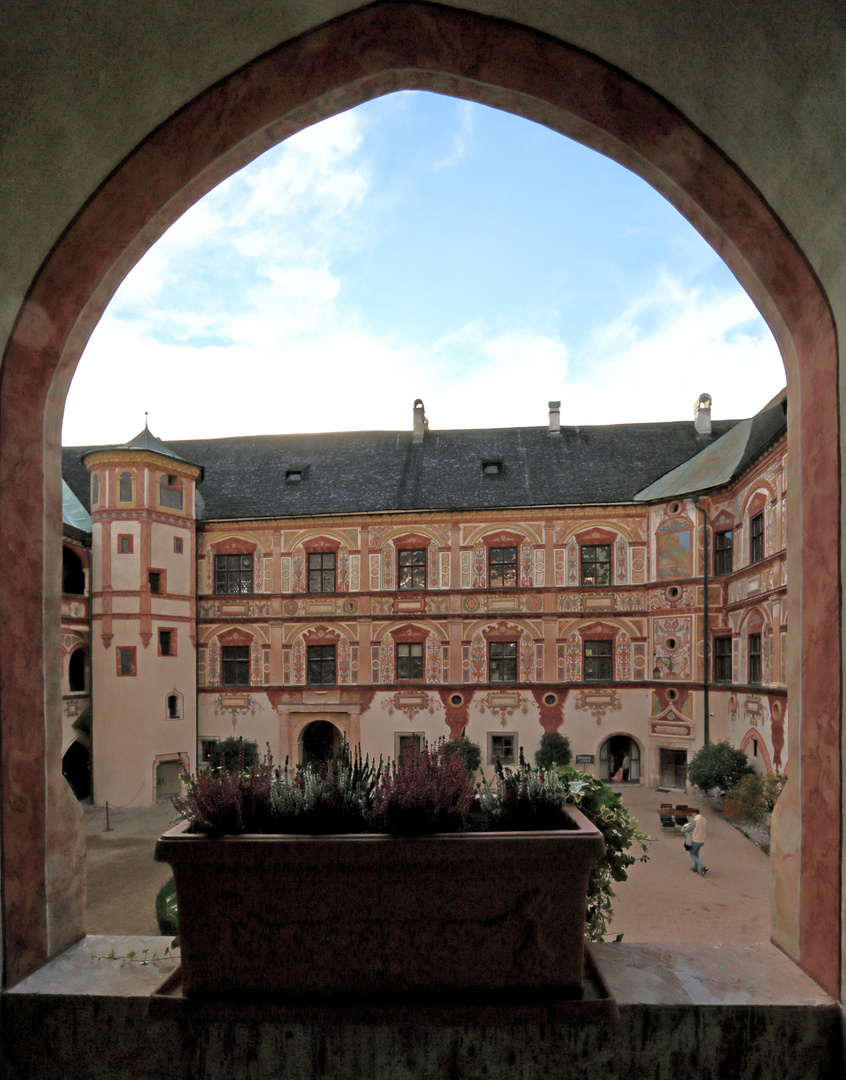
[104, 800, 113, 831]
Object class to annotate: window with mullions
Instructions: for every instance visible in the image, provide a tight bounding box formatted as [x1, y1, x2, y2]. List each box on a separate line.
[748, 633, 762, 685]
[222, 645, 250, 686]
[398, 548, 426, 590]
[714, 530, 733, 575]
[581, 545, 611, 586]
[489, 640, 518, 682]
[396, 641, 424, 680]
[750, 513, 764, 564]
[214, 554, 253, 594]
[307, 644, 336, 685]
[489, 733, 516, 764]
[714, 636, 733, 682]
[584, 640, 613, 681]
[308, 552, 336, 593]
[489, 546, 518, 588]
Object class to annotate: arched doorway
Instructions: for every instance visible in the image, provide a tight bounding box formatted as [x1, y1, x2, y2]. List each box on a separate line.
[300, 720, 342, 766]
[0, 3, 839, 995]
[61, 741, 91, 801]
[599, 736, 640, 784]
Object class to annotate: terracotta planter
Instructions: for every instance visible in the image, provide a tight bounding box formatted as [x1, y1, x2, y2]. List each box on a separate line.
[154, 806, 605, 999]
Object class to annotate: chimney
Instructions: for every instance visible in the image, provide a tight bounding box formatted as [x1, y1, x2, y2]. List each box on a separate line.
[413, 399, 428, 443]
[548, 400, 561, 436]
[694, 393, 712, 436]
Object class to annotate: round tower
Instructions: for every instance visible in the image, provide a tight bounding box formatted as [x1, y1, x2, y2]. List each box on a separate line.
[83, 425, 203, 806]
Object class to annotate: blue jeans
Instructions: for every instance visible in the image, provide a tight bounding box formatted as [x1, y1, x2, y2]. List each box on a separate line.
[690, 841, 706, 871]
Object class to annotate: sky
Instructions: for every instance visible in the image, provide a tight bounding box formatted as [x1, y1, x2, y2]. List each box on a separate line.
[61, 91, 786, 448]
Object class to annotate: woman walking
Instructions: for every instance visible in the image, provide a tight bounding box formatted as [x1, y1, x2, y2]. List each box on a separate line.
[682, 810, 708, 876]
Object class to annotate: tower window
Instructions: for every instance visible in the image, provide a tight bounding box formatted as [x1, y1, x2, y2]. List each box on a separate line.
[117, 534, 133, 554]
[159, 630, 174, 657]
[119, 471, 132, 501]
[149, 571, 162, 594]
[160, 475, 183, 510]
[116, 647, 136, 677]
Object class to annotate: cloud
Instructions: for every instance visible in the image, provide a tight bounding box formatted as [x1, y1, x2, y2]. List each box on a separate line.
[433, 101, 475, 171]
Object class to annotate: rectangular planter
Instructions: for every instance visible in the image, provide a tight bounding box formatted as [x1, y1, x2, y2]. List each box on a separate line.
[155, 807, 605, 999]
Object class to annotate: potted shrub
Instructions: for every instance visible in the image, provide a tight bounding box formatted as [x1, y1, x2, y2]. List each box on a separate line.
[155, 741, 625, 1000]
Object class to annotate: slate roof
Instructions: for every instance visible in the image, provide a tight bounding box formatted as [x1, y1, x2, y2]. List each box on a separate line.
[63, 415, 761, 521]
[634, 394, 787, 501]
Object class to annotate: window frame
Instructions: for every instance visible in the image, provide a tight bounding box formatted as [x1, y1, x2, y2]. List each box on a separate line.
[713, 635, 733, 682]
[396, 640, 424, 680]
[158, 628, 176, 657]
[584, 639, 613, 682]
[307, 643, 336, 686]
[714, 529, 733, 576]
[221, 644, 250, 687]
[488, 732, 516, 765]
[489, 639, 518, 683]
[118, 471, 133, 503]
[397, 547, 427, 591]
[394, 732, 425, 760]
[117, 534, 133, 554]
[116, 646, 136, 677]
[307, 551, 336, 594]
[148, 569, 165, 595]
[750, 512, 764, 564]
[214, 553, 254, 595]
[580, 544, 612, 587]
[174, 536, 184, 554]
[488, 545, 518, 588]
[748, 633, 762, 685]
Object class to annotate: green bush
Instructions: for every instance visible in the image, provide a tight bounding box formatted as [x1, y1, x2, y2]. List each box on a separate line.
[726, 771, 787, 823]
[155, 876, 178, 937]
[443, 735, 482, 773]
[687, 740, 753, 796]
[208, 736, 259, 772]
[534, 732, 572, 770]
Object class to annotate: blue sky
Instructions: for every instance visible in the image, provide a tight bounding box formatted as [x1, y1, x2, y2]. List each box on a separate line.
[62, 91, 785, 446]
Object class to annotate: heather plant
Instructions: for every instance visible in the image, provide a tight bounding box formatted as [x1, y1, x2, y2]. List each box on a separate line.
[271, 745, 379, 834]
[371, 741, 476, 834]
[173, 738, 275, 835]
[478, 747, 573, 830]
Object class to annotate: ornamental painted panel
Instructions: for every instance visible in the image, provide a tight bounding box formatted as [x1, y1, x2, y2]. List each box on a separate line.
[380, 541, 394, 590]
[470, 634, 487, 683]
[632, 641, 646, 679]
[442, 644, 450, 682]
[557, 594, 582, 613]
[534, 547, 545, 587]
[519, 633, 535, 683]
[293, 553, 306, 593]
[565, 631, 581, 681]
[350, 645, 359, 684]
[440, 551, 450, 589]
[554, 547, 566, 587]
[615, 631, 632, 681]
[349, 554, 360, 592]
[380, 639, 395, 684]
[282, 646, 291, 684]
[630, 544, 646, 584]
[371, 644, 380, 683]
[557, 643, 566, 682]
[462, 644, 471, 683]
[472, 544, 486, 589]
[292, 641, 305, 685]
[280, 556, 292, 594]
[615, 537, 628, 584]
[207, 641, 220, 686]
[567, 538, 578, 586]
[535, 643, 544, 682]
[337, 548, 349, 592]
[262, 556, 272, 593]
[520, 545, 534, 588]
[553, 522, 567, 546]
[428, 542, 439, 590]
[653, 616, 692, 680]
[250, 643, 263, 686]
[337, 637, 351, 685]
[370, 554, 381, 591]
[425, 638, 442, 684]
[460, 550, 472, 589]
[369, 526, 389, 549]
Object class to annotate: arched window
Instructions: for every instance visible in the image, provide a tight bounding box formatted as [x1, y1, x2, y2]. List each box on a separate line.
[167, 694, 179, 718]
[119, 471, 132, 501]
[62, 547, 85, 595]
[68, 649, 86, 693]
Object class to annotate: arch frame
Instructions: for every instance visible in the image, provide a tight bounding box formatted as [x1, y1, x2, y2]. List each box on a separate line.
[0, 2, 839, 995]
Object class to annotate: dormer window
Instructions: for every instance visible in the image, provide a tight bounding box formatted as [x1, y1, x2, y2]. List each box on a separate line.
[286, 470, 303, 483]
[483, 461, 502, 475]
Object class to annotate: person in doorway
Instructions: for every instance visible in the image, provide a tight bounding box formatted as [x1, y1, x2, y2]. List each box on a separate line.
[622, 752, 631, 782]
[681, 810, 708, 875]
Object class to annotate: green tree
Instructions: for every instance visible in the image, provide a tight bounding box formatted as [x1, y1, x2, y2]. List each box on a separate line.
[687, 740, 753, 796]
[534, 732, 572, 770]
[209, 736, 260, 773]
[443, 735, 482, 773]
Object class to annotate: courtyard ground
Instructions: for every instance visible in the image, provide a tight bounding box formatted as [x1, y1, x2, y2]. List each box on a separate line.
[84, 782, 771, 942]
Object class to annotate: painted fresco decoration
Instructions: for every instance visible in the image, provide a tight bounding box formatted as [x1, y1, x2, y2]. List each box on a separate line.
[574, 689, 622, 724]
[385, 690, 437, 719]
[476, 690, 529, 721]
[653, 617, 692, 679]
[213, 693, 257, 724]
[656, 514, 693, 580]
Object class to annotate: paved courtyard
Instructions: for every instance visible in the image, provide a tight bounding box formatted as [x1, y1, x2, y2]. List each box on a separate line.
[84, 782, 772, 942]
